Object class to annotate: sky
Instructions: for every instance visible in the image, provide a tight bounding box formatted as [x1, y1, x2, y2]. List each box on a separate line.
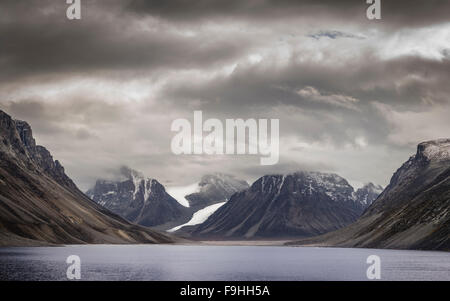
[0, 0, 449, 191]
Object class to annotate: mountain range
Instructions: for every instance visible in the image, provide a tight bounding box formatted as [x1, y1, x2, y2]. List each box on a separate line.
[288, 139, 450, 250]
[87, 172, 249, 230]
[88, 168, 381, 237]
[1, 109, 447, 251]
[182, 172, 381, 239]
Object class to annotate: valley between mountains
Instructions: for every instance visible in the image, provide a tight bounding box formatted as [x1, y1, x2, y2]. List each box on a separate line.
[0, 109, 448, 250]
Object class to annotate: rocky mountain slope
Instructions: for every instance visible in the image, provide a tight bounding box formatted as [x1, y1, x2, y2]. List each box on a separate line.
[88, 172, 249, 231]
[187, 171, 378, 239]
[0, 110, 175, 246]
[288, 139, 450, 251]
[86, 167, 191, 229]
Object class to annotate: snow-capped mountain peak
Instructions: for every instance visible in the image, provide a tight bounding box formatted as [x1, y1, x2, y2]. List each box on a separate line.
[416, 138, 450, 162]
[164, 173, 249, 232]
[354, 182, 384, 206]
[86, 167, 188, 228]
[255, 171, 356, 204]
[191, 171, 377, 238]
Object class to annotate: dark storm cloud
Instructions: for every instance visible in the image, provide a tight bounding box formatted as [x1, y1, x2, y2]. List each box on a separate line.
[0, 0, 256, 81]
[1, 0, 448, 81]
[158, 53, 450, 149]
[4, 98, 128, 125]
[1, 97, 130, 139]
[126, 0, 450, 28]
[162, 54, 450, 111]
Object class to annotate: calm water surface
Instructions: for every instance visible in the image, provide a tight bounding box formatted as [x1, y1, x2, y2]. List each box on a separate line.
[0, 245, 449, 281]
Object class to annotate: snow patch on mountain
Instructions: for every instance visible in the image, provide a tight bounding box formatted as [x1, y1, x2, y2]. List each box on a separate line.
[166, 183, 199, 207]
[255, 171, 383, 210]
[143, 179, 155, 203]
[168, 201, 226, 232]
[354, 182, 384, 206]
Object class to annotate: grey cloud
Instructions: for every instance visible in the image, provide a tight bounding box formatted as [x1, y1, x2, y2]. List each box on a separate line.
[307, 30, 366, 40]
[0, 1, 256, 81]
[2, 0, 448, 83]
[296, 86, 360, 111]
[126, 0, 450, 28]
[162, 54, 450, 111]
[1, 97, 131, 140]
[236, 160, 335, 182]
[159, 54, 450, 149]
[75, 128, 98, 140]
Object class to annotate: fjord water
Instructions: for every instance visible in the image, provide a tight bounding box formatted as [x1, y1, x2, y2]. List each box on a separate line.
[0, 245, 449, 281]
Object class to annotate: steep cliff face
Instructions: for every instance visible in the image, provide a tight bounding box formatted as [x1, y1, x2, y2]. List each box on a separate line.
[14, 120, 78, 190]
[0, 110, 176, 246]
[365, 139, 449, 216]
[189, 171, 372, 239]
[87, 167, 190, 229]
[88, 172, 249, 230]
[289, 139, 450, 251]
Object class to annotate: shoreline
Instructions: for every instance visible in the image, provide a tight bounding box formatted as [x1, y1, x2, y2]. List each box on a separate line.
[0, 242, 448, 253]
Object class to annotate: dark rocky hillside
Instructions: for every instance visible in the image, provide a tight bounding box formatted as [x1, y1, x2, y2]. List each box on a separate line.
[0, 110, 176, 246]
[189, 171, 374, 239]
[87, 167, 191, 229]
[288, 139, 450, 251]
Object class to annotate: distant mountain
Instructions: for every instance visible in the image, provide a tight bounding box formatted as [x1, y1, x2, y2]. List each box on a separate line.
[86, 167, 190, 229]
[188, 171, 377, 239]
[288, 139, 450, 251]
[354, 183, 383, 209]
[166, 173, 249, 232]
[88, 172, 249, 231]
[174, 173, 249, 210]
[0, 110, 175, 246]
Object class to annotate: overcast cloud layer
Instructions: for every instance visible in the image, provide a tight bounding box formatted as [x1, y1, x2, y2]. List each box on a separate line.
[0, 0, 449, 190]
